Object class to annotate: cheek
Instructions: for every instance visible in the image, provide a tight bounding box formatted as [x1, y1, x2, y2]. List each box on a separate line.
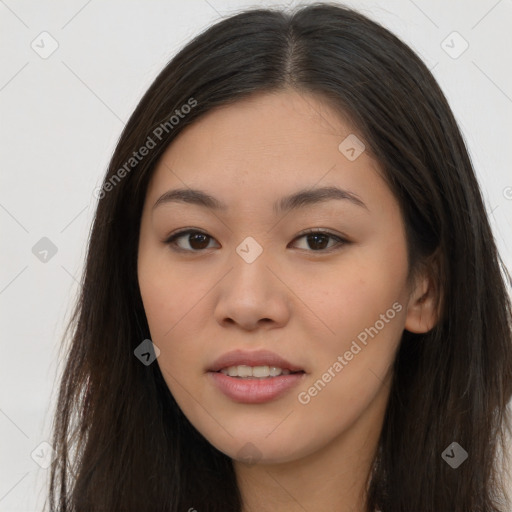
[294, 281, 406, 449]
[302, 239, 408, 403]
[137, 247, 213, 398]
[138, 244, 207, 339]
[316, 252, 408, 346]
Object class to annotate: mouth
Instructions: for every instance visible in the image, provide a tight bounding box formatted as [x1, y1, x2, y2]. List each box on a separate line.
[208, 368, 307, 404]
[214, 365, 305, 379]
[206, 349, 307, 403]
[207, 349, 306, 375]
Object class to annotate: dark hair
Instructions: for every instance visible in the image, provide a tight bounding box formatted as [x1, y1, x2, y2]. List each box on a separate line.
[47, 3, 512, 511]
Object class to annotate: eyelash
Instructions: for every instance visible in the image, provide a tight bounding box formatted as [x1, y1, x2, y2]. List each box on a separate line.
[163, 228, 349, 254]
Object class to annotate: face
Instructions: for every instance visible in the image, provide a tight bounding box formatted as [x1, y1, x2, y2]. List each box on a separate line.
[137, 89, 431, 466]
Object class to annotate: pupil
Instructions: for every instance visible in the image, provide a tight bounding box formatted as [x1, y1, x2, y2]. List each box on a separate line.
[190, 233, 209, 250]
[308, 233, 328, 250]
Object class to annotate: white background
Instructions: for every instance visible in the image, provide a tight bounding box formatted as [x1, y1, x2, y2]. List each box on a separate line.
[1, 1, 511, 510]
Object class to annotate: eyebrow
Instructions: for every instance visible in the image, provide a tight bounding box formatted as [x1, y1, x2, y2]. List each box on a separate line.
[152, 185, 368, 214]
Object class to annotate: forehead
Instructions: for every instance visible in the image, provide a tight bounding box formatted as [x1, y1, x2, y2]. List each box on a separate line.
[145, 89, 391, 216]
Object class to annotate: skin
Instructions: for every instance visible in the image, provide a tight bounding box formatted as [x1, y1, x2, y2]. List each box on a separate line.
[137, 89, 438, 512]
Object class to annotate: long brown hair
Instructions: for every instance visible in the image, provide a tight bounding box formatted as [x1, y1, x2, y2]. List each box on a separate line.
[47, 3, 512, 511]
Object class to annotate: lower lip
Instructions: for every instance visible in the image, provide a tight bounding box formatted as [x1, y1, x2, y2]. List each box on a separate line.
[207, 371, 306, 404]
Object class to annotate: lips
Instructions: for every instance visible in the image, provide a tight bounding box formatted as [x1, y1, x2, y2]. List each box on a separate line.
[207, 349, 306, 374]
[208, 371, 306, 403]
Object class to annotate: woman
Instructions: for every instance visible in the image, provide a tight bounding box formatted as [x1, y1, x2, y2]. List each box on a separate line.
[47, 3, 512, 511]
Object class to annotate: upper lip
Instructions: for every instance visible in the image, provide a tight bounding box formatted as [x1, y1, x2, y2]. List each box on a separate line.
[208, 349, 305, 373]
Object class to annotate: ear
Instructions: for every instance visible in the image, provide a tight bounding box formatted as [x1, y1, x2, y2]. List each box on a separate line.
[404, 267, 440, 334]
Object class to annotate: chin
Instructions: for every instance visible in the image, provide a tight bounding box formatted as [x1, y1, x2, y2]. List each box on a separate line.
[199, 427, 317, 466]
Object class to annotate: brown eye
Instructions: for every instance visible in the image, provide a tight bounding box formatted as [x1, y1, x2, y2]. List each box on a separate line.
[186, 233, 211, 250]
[165, 230, 217, 252]
[291, 230, 347, 252]
[304, 233, 330, 250]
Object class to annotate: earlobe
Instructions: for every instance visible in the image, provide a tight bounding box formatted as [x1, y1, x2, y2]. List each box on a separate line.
[404, 274, 439, 334]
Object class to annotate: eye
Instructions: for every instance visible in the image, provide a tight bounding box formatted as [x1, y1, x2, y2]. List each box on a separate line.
[164, 229, 218, 252]
[164, 228, 348, 253]
[291, 229, 348, 252]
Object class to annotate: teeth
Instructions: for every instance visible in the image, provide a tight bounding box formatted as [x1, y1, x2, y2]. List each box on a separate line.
[219, 365, 293, 378]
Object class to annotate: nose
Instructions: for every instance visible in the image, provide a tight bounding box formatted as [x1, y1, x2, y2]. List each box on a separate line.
[213, 249, 291, 331]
